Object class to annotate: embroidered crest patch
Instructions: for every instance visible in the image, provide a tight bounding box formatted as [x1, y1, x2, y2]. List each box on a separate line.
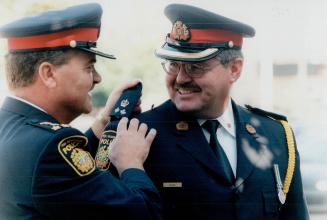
[95, 130, 117, 171]
[58, 135, 95, 176]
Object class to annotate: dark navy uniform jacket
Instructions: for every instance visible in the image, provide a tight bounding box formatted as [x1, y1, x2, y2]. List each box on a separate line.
[137, 100, 309, 220]
[0, 97, 162, 220]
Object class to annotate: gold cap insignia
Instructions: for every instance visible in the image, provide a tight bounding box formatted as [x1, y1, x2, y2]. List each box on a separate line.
[246, 124, 256, 134]
[114, 107, 120, 113]
[176, 121, 189, 131]
[58, 135, 95, 176]
[171, 20, 190, 41]
[121, 99, 129, 108]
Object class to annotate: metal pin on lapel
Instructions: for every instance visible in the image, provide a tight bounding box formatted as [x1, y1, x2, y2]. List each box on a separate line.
[273, 164, 286, 204]
[176, 121, 189, 131]
[245, 124, 256, 134]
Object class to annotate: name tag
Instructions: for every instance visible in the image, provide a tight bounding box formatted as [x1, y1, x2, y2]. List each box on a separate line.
[163, 182, 182, 188]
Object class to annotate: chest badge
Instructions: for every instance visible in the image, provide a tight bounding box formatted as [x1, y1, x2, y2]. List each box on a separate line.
[245, 123, 256, 135]
[176, 121, 189, 131]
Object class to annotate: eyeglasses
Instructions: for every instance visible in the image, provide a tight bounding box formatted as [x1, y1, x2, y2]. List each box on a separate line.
[161, 60, 220, 78]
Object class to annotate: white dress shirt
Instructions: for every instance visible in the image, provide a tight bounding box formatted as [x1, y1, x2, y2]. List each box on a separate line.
[198, 99, 237, 176]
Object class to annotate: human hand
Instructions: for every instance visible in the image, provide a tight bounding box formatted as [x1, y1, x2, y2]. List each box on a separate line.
[92, 80, 142, 138]
[108, 117, 156, 176]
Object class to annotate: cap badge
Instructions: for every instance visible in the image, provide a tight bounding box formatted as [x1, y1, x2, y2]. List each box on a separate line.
[245, 124, 256, 134]
[171, 20, 190, 41]
[176, 121, 189, 131]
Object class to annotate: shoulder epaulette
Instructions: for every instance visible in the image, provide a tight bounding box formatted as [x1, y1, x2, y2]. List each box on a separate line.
[245, 104, 287, 121]
[27, 119, 71, 132]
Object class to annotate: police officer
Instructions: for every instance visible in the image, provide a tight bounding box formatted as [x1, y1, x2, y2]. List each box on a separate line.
[0, 3, 161, 220]
[137, 4, 309, 220]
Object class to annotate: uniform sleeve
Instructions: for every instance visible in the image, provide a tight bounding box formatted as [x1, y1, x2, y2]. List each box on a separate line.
[279, 139, 310, 220]
[32, 128, 162, 220]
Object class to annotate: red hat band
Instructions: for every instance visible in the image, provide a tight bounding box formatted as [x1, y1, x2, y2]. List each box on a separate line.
[169, 28, 243, 47]
[7, 27, 99, 51]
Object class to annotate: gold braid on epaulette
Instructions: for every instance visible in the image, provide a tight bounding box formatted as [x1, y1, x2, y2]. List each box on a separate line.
[279, 120, 296, 196]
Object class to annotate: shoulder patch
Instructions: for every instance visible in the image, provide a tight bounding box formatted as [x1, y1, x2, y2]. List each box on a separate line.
[57, 135, 95, 176]
[95, 130, 116, 171]
[245, 105, 287, 121]
[27, 120, 71, 131]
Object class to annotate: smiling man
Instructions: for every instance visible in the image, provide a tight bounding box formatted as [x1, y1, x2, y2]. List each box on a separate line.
[137, 4, 309, 220]
[0, 3, 161, 220]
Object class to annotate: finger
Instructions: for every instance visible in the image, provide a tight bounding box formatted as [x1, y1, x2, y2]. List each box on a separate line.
[128, 118, 139, 132]
[117, 117, 128, 132]
[133, 106, 142, 113]
[145, 128, 157, 144]
[138, 123, 148, 136]
[114, 80, 141, 94]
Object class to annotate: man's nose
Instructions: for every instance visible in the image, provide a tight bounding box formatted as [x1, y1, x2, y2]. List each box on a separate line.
[176, 64, 192, 83]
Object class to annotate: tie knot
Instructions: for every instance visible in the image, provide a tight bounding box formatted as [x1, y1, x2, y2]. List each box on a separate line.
[202, 120, 220, 134]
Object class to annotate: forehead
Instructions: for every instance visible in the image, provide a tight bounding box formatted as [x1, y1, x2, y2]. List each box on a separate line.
[69, 50, 96, 63]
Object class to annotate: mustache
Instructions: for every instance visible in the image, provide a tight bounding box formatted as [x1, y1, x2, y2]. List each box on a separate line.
[174, 83, 201, 91]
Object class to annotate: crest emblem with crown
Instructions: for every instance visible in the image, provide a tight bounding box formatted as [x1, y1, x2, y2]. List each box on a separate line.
[120, 99, 129, 108]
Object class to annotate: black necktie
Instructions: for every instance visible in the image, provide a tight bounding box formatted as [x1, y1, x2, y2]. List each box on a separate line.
[202, 120, 234, 182]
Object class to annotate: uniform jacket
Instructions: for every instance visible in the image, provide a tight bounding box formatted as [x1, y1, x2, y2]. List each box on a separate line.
[138, 100, 309, 220]
[0, 97, 161, 220]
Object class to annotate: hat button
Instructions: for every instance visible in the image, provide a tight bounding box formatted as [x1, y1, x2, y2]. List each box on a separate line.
[69, 40, 77, 48]
[228, 41, 234, 48]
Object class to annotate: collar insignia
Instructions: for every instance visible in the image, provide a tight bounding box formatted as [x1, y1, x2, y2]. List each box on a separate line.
[121, 99, 129, 108]
[171, 20, 191, 41]
[176, 121, 189, 131]
[245, 123, 256, 134]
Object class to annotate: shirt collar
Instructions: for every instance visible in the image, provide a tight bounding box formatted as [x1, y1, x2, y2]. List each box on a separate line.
[8, 95, 47, 113]
[198, 99, 236, 137]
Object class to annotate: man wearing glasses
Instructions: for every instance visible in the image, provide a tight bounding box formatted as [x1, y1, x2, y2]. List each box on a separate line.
[137, 4, 309, 220]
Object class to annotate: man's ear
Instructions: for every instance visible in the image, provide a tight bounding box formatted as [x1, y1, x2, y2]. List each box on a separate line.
[37, 62, 57, 88]
[229, 58, 243, 83]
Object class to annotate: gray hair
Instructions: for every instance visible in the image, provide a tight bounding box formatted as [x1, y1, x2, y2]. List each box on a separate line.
[5, 49, 76, 89]
[215, 49, 243, 67]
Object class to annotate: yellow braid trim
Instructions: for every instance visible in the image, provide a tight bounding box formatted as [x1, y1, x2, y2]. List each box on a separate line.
[279, 120, 296, 195]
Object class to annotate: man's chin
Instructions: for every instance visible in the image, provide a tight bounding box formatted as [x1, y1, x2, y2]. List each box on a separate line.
[174, 102, 198, 113]
[83, 103, 93, 114]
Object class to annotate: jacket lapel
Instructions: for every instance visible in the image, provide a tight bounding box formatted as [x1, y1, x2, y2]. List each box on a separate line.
[169, 103, 233, 185]
[1, 97, 58, 122]
[233, 102, 269, 188]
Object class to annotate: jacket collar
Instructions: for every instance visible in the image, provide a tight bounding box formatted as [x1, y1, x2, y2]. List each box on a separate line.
[1, 96, 58, 122]
[169, 100, 266, 187]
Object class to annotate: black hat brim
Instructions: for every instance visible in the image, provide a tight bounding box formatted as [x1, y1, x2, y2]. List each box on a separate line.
[79, 47, 116, 59]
